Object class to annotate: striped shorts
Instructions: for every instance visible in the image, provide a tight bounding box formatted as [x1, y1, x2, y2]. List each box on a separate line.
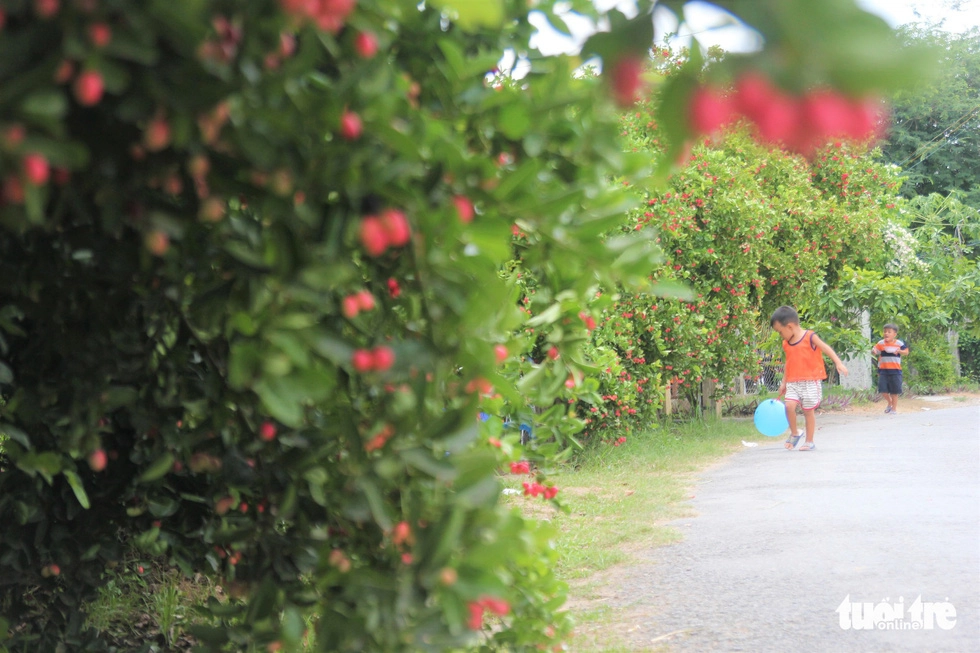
[785, 380, 822, 410]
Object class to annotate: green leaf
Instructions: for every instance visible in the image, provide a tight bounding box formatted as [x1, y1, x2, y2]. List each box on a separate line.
[139, 453, 175, 484]
[254, 378, 304, 427]
[430, 0, 504, 31]
[63, 471, 90, 509]
[0, 362, 12, 383]
[21, 90, 67, 119]
[400, 448, 457, 482]
[356, 477, 392, 530]
[15, 452, 63, 484]
[498, 103, 531, 140]
[246, 578, 280, 623]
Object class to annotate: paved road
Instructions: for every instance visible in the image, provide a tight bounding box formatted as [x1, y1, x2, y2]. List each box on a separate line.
[607, 405, 980, 652]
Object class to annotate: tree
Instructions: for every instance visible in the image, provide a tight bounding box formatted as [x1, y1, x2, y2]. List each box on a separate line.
[0, 0, 935, 650]
[879, 26, 980, 208]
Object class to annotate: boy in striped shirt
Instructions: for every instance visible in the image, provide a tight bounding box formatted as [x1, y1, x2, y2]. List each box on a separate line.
[873, 323, 909, 414]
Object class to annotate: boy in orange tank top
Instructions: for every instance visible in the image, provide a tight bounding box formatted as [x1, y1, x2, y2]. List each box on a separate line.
[770, 306, 849, 451]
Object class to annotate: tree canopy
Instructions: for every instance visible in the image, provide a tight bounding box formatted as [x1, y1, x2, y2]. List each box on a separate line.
[880, 26, 980, 207]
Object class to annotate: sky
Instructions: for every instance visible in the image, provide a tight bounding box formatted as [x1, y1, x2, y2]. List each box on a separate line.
[524, 0, 980, 62]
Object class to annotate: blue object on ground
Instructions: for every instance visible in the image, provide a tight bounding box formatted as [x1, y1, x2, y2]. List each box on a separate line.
[754, 398, 789, 437]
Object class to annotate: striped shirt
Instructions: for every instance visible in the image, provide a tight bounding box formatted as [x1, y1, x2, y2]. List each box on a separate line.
[874, 339, 907, 371]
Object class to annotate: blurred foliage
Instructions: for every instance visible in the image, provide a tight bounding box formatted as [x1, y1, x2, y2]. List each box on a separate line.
[0, 0, 942, 650]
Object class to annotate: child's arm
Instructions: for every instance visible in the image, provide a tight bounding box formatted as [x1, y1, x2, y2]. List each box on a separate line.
[812, 333, 848, 376]
[898, 340, 910, 356]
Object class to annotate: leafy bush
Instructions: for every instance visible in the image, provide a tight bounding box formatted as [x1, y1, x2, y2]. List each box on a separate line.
[0, 0, 935, 649]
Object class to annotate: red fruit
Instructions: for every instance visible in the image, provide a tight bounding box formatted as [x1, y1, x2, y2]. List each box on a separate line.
[137, 565, 145, 574]
[371, 346, 395, 371]
[199, 197, 226, 222]
[352, 349, 374, 372]
[438, 567, 458, 586]
[689, 86, 735, 136]
[354, 31, 378, 59]
[73, 70, 105, 106]
[379, 209, 410, 247]
[544, 486, 559, 500]
[734, 72, 776, 122]
[342, 295, 360, 318]
[259, 420, 277, 441]
[143, 118, 172, 152]
[88, 22, 112, 48]
[387, 277, 401, 298]
[753, 91, 799, 145]
[34, 0, 60, 19]
[188, 155, 210, 178]
[3, 177, 24, 204]
[483, 597, 511, 616]
[88, 449, 108, 472]
[452, 195, 474, 223]
[847, 97, 887, 141]
[355, 291, 375, 312]
[145, 230, 170, 256]
[801, 89, 854, 139]
[467, 602, 484, 630]
[494, 344, 508, 364]
[279, 32, 296, 58]
[0, 9, 6, 30]
[54, 59, 75, 84]
[609, 56, 643, 107]
[23, 153, 50, 186]
[215, 496, 235, 515]
[547, 346, 559, 360]
[339, 110, 362, 140]
[392, 521, 411, 545]
[3, 124, 25, 148]
[359, 216, 388, 256]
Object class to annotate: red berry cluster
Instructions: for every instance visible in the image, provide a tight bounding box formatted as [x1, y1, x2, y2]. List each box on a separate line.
[341, 291, 376, 318]
[351, 346, 395, 373]
[279, 0, 356, 34]
[364, 423, 395, 452]
[359, 209, 410, 256]
[509, 461, 530, 474]
[522, 481, 559, 500]
[464, 377, 493, 395]
[609, 56, 644, 107]
[689, 73, 886, 156]
[467, 596, 511, 630]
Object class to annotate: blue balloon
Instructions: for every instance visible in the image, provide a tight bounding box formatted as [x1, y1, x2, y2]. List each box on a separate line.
[754, 399, 789, 437]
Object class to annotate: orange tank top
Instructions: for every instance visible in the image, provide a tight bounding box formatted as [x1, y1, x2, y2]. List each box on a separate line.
[782, 330, 827, 381]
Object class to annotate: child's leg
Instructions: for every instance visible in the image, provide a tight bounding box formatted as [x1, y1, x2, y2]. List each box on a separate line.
[802, 408, 816, 443]
[784, 400, 800, 448]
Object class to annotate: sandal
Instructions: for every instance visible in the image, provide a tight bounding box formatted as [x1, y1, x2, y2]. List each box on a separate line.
[799, 442, 816, 451]
[785, 433, 802, 449]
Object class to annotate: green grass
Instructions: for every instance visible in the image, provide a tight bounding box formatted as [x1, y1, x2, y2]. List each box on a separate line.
[501, 416, 765, 652]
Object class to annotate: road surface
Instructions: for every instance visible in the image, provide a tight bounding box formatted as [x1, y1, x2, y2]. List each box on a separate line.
[600, 404, 980, 652]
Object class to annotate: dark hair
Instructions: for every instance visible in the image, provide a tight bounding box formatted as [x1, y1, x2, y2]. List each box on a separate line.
[883, 323, 899, 333]
[770, 305, 799, 327]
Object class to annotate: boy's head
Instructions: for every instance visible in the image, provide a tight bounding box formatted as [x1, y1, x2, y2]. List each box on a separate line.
[882, 323, 899, 340]
[770, 306, 800, 341]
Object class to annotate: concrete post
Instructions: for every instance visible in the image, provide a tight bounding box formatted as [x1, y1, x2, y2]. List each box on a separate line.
[841, 309, 872, 390]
